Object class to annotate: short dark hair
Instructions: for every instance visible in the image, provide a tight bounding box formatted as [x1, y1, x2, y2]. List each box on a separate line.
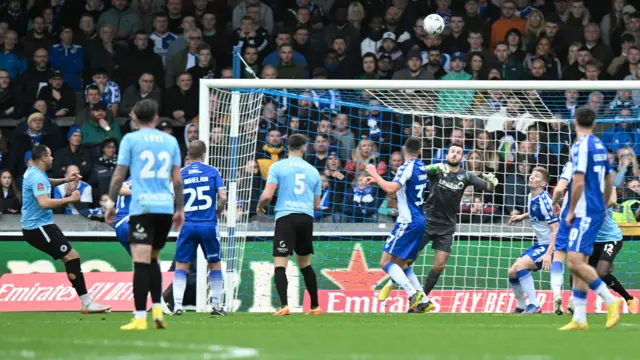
[532, 166, 550, 184]
[86, 84, 100, 93]
[404, 137, 422, 155]
[134, 30, 147, 37]
[31, 144, 49, 161]
[574, 107, 596, 128]
[288, 134, 307, 151]
[102, 137, 117, 149]
[188, 140, 207, 160]
[132, 99, 159, 124]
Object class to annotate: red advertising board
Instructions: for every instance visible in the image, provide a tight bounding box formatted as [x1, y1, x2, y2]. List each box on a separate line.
[0, 272, 173, 312]
[304, 290, 639, 313]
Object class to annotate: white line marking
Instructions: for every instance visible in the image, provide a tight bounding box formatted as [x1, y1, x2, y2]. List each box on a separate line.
[3, 337, 259, 360]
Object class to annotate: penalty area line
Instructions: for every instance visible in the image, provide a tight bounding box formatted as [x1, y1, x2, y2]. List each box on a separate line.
[3, 336, 259, 360]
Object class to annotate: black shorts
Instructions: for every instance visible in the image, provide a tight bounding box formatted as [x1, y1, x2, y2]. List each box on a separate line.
[128, 214, 173, 250]
[420, 231, 454, 253]
[22, 224, 72, 260]
[589, 241, 623, 267]
[273, 213, 314, 257]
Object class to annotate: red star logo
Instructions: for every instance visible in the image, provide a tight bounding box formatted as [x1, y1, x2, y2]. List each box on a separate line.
[322, 244, 388, 290]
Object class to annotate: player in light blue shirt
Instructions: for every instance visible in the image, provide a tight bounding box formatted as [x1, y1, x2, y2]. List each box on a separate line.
[507, 166, 558, 314]
[105, 99, 184, 331]
[21, 145, 111, 314]
[257, 134, 322, 316]
[553, 107, 621, 331]
[172, 140, 228, 316]
[365, 137, 429, 311]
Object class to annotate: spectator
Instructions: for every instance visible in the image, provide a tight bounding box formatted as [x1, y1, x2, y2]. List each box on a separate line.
[121, 73, 161, 116]
[466, 30, 495, 64]
[424, 47, 447, 79]
[0, 30, 27, 79]
[314, 174, 332, 221]
[523, 9, 544, 49]
[180, 122, 199, 159]
[378, 191, 398, 221]
[464, 0, 490, 37]
[0, 169, 20, 214]
[585, 91, 607, 117]
[527, 57, 548, 80]
[437, 52, 475, 114]
[328, 36, 359, 79]
[85, 68, 121, 117]
[255, 127, 284, 180]
[121, 31, 164, 90]
[53, 164, 94, 215]
[345, 138, 386, 176]
[21, 16, 55, 60]
[42, 6, 60, 37]
[376, 54, 394, 79]
[584, 22, 614, 69]
[331, 113, 356, 161]
[505, 28, 526, 65]
[89, 137, 118, 203]
[163, 72, 198, 124]
[601, 107, 640, 154]
[17, 48, 50, 112]
[524, 124, 555, 176]
[8, 112, 60, 178]
[442, 14, 468, 55]
[149, 13, 178, 66]
[232, 0, 274, 34]
[601, 0, 627, 48]
[563, 45, 591, 80]
[614, 147, 640, 188]
[201, 12, 229, 68]
[0, 68, 19, 118]
[85, 24, 128, 84]
[435, 0, 453, 26]
[493, 41, 524, 80]
[80, 101, 122, 147]
[504, 154, 532, 215]
[166, 28, 202, 88]
[466, 52, 487, 79]
[490, 0, 526, 50]
[325, 5, 362, 56]
[324, 152, 348, 202]
[609, 36, 637, 79]
[165, 0, 185, 34]
[165, 16, 198, 63]
[75, 84, 113, 125]
[523, 35, 562, 80]
[474, 130, 501, 174]
[305, 133, 329, 169]
[393, 49, 434, 80]
[188, 45, 216, 90]
[360, 15, 385, 56]
[74, 14, 99, 48]
[98, 2, 141, 43]
[292, 26, 318, 70]
[609, 90, 635, 115]
[385, 151, 403, 181]
[562, 0, 590, 45]
[0, 128, 5, 169]
[49, 27, 84, 91]
[356, 52, 379, 79]
[231, 15, 269, 60]
[544, 15, 567, 63]
[1, 0, 28, 37]
[377, 32, 404, 71]
[275, 43, 306, 79]
[241, 44, 262, 78]
[37, 70, 76, 118]
[52, 126, 93, 179]
[342, 174, 379, 223]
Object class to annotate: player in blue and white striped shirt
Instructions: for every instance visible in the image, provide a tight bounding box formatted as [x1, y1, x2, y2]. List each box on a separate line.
[365, 137, 429, 311]
[507, 167, 558, 314]
[553, 107, 621, 330]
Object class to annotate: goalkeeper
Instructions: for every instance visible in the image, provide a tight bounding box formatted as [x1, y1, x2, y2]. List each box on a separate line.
[378, 145, 499, 312]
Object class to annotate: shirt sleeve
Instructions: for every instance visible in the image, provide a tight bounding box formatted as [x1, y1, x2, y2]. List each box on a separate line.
[393, 163, 411, 185]
[32, 173, 50, 198]
[559, 162, 573, 182]
[266, 163, 278, 184]
[573, 140, 589, 174]
[468, 172, 489, 191]
[117, 135, 131, 166]
[214, 169, 226, 191]
[81, 185, 93, 203]
[541, 195, 558, 224]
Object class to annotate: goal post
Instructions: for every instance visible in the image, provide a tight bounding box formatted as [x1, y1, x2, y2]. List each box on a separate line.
[197, 79, 640, 313]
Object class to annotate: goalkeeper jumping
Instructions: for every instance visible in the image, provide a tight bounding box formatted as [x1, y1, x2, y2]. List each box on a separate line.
[378, 144, 499, 312]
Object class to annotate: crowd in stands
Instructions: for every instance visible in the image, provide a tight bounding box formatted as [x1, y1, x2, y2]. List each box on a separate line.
[0, 0, 640, 225]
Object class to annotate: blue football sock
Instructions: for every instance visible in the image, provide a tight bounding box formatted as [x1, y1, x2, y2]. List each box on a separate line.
[517, 269, 539, 307]
[383, 262, 416, 297]
[209, 269, 224, 309]
[172, 269, 187, 310]
[509, 277, 527, 309]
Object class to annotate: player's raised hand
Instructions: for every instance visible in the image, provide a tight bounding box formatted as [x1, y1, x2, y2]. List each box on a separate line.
[365, 164, 378, 176]
[69, 190, 81, 202]
[508, 214, 523, 225]
[432, 163, 448, 175]
[65, 171, 82, 183]
[482, 173, 499, 188]
[365, 176, 377, 185]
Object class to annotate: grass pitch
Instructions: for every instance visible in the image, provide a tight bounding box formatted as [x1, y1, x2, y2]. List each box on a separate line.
[0, 312, 638, 360]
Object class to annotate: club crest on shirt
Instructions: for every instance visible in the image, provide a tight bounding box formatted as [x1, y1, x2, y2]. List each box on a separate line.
[457, 174, 465, 180]
[37, 183, 44, 191]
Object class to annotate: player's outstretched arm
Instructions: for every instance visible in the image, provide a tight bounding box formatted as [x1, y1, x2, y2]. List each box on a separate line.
[257, 183, 277, 215]
[508, 212, 530, 225]
[36, 191, 81, 209]
[217, 188, 228, 213]
[172, 165, 185, 231]
[365, 164, 401, 194]
[49, 170, 82, 186]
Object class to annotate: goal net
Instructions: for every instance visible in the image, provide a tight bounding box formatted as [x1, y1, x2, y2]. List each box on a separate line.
[198, 79, 640, 313]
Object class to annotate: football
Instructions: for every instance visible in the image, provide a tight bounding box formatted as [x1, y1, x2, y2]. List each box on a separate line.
[423, 14, 445, 35]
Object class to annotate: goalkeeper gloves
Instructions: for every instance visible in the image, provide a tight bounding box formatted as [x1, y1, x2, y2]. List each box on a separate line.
[431, 163, 449, 175]
[482, 173, 499, 188]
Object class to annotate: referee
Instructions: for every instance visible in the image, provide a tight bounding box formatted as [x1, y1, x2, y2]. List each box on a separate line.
[257, 134, 322, 316]
[21, 144, 111, 314]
